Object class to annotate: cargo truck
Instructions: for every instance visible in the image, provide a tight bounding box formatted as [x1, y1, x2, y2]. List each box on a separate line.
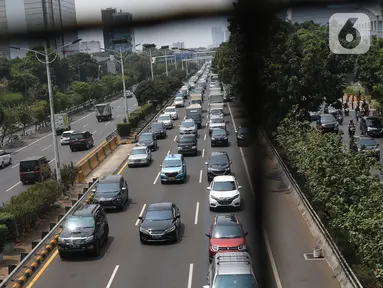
[186, 104, 202, 128]
[54, 113, 71, 136]
[96, 103, 112, 122]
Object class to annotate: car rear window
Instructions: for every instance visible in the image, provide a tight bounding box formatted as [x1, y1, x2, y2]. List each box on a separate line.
[70, 133, 84, 140]
[62, 132, 72, 137]
[20, 160, 38, 172]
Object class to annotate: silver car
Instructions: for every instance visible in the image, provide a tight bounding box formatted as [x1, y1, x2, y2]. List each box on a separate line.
[208, 118, 226, 135]
[173, 96, 184, 107]
[128, 147, 152, 167]
[164, 106, 178, 120]
[157, 114, 174, 129]
[179, 118, 198, 136]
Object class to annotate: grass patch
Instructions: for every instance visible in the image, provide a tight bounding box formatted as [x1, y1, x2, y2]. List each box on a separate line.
[0, 92, 24, 103]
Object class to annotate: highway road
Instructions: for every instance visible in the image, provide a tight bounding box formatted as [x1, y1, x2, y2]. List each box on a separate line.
[0, 96, 137, 205]
[22, 79, 341, 288]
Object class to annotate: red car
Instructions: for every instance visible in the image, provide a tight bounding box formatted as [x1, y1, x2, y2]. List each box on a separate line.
[205, 214, 248, 261]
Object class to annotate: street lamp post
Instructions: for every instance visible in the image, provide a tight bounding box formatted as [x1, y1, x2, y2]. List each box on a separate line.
[143, 44, 156, 80]
[10, 38, 82, 182]
[160, 45, 169, 76]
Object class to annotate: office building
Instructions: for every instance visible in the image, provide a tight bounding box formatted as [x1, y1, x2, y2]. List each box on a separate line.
[0, 0, 79, 59]
[172, 42, 185, 49]
[101, 8, 135, 53]
[223, 29, 230, 42]
[80, 41, 102, 54]
[211, 27, 225, 47]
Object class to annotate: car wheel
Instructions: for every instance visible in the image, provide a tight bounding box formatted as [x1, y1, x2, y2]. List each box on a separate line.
[8, 158, 12, 165]
[59, 251, 66, 260]
[174, 228, 179, 243]
[22, 181, 27, 185]
[140, 238, 146, 244]
[161, 180, 165, 184]
[105, 225, 109, 239]
[0, 162, 4, 169]
[93, 240, 101, 257]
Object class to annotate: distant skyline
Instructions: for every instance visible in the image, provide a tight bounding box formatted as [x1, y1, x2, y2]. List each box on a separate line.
[74, 0, 231, 48]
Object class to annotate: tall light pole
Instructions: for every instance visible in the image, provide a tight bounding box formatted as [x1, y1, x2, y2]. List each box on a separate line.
[10, 38, 82, 181]
[160, 45, 169, 76]
[143, 43, 156, 80]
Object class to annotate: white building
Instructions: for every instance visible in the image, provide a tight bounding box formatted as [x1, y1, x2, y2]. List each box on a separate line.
[172, 42, 185, 49]
[80, 41, 101, 54]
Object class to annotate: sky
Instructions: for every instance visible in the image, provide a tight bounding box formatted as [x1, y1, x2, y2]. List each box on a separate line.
[74, 0, 232, 48]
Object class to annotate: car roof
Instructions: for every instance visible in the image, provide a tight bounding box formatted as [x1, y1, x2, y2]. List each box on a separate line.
[62, 130, 75, 134]
[20, 156, 45, 162]
[140, 132, 153, 136]
[71, 130, 87, 134]
[183, 118, 195, 123]
[166, 106, 175, 109]
[356, 135, 375, 140]
[159, 113, 170, 117]
[164, 154, 182, 160]
[147, 202, 172, 211]
[213, 175, 236, 182]
[99, 174, 122, 183]
[72, 204, 99, 216]
[214, 214, 239, 225]
[210, 151, 229, 157]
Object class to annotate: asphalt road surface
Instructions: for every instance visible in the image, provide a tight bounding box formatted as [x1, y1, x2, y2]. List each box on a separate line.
[0, 96, 137, 205]
[23, 83, 340, 288]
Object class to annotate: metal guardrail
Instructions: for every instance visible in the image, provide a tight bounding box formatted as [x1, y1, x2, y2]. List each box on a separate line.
[261, 129, 363, 288]
[0, 180, 100, 288]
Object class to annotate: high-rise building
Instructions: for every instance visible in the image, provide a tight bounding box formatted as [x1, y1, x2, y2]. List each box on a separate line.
[0, 0, 79, 59]
[223, 30, 230, 42]
[211, 27, 225, 47]
[172, 42, 185, 49]
[80, 41, 101, 54]
[101, 8, 135, 53]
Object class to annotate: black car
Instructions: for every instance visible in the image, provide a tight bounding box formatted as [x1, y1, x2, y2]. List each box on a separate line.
[92, 175, 129, 210]
[69, 131, 94, 151]
[137, 132, 158, 151]
[205, 152, 232, 182]
[350, 136, 380, 161]
[316, 114, 339, 133]
[177, 134, 198, 156]
[138, 202, 181, 244]
[58, 204, 109, 259]
[360, 116, 383, 137]
[19, 156, 51, 184]
[150, 122, 167, 139]
[236, 125, 249, 146]
[211, 128, 229, 147]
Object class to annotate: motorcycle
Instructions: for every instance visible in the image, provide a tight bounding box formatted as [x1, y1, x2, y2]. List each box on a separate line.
[344, 108, 349, 116]
[337, 114, 344, 125]
[348, 125, 356, 137]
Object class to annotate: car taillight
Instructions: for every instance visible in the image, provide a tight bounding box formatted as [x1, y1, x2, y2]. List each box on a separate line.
[20, 172, 25, 176]
[82, 139, 86, 142]
[32, 171, 39, 174]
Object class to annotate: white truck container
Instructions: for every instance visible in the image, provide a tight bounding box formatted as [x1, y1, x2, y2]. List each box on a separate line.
[95, 103, 112, 122]
[54, 113, 71, 136]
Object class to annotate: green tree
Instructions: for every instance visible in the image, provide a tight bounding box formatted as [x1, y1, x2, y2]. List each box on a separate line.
[17, 105, 32, 135]
[66, 53, 99, 82]
[71, 81, 91, 103]
[0, 107, 19, 144]
[31, 100, 49, 127]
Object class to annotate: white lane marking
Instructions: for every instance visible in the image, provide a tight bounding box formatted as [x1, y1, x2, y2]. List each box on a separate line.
[106, 265, 119, 288]
[187, 263, 194, 288]
[6, 181, 21, 192]
[82, 124, 88, 128]
[92, 130, 97, 135]
[202, 149, 205, 158]
[153, 171, 160, 185]
[105, 122, 111, 126]
[49, 158, 56, 163]
[14, 133, 52, 153]
[199, 170, 203, 183]
[11, 163, 19, 169]
[173, 135, 177, 142]
[41, 144, 52, 152]
[135, 204, 147, 226]
[117, 105, 121, 108]
[227, 103, 283, 288]
[203, 134, 206, 140]
[167, 150, 170, 155]
[194, 202, 199, 225]
[117, 114, 121, 118]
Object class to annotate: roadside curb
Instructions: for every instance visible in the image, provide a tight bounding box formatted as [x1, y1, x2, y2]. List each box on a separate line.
[11, 234, 59, 288]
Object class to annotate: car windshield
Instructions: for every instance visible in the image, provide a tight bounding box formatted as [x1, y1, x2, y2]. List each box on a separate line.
[62, 132, 72, 138]
[151, 123, 163, 130]
[211, 224, 243, 239]
[175, 97, 183, 101]
[139, 134, 153, 142]
[162, 159, 182, 168]
[70, 133, 84, 140]
[359, 138, 376, 147]
[20, 160, 38, 172]
[96, 183, 120, 193]
[181, 121, 194, 128]
[145, 210, 173, 221]
[165, 108, 175, 113]
[214, 275, 257, 288]
[211, 118, 225, 124]
[179, 137, 195, 144]
[321, 115, 336, 123]
[367, 118, 383, 128]
[65, 216, 95, 230]
[131, 148, 147, 155]
[210, 109, 223, 115]
[212, 129, 226, 136]
[158, 115, 170, 121]
[209, 155, 229, 165]
[212, 181, 236, 191]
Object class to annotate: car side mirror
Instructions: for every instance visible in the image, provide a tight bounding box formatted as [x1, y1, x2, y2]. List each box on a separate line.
[159, 164, 162, 167]
[205, 162, 208, 165]
[230, 161, 232, 164]
[238, 186, 242, 189]
[176, 214, 180, 218]
[183, 163, 185, 166]
[207, 187, 211, 190]
[245, 232, 249, 236]
[91, 188, 96, 193]
[235, 130, 238, 133]
[122, 187, 126, 190]
[138, 216, 143, 220]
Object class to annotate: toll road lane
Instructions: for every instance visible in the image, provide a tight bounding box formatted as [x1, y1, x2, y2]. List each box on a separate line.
[0, 97, 137, 205]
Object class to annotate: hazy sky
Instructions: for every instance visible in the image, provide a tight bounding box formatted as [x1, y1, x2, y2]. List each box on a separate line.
[74, 0, 231, 48]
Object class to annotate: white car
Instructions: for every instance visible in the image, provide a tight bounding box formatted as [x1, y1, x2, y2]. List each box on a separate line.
[60, 130, 75, 145]
[208, 108, 224, 120]
[0, 150, 11, 168]
[128, 146, 152, 167]
[164, 106, 178, 120]
[207, 175, 242, 210]
[208, 118, 226, 135]
[157, 114, 174, 129]
[173, 97, 184, 107]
